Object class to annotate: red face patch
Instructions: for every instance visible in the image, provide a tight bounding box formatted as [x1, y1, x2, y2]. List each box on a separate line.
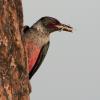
[47, 23, 56, 29]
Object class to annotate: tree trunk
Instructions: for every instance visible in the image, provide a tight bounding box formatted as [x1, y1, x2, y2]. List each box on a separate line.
[0, 0, 31, 100]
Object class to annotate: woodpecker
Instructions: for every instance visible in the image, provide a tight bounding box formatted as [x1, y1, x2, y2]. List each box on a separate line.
[22, 16, 73, 79]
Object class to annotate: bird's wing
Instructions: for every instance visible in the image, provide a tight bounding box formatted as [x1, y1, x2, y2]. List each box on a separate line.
[29, 42, 50, 79]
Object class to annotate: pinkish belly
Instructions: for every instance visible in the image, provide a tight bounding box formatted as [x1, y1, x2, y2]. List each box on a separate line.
[28, 47, 41, 72]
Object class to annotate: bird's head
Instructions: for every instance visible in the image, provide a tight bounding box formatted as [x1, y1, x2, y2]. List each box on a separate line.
[37, 16, 73, 34]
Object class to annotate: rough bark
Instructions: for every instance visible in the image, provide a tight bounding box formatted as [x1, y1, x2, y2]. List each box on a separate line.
[0, 0, 30, 100]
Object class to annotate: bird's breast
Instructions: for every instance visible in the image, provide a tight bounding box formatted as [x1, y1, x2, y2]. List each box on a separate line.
[25, 41, 41, 72]
[24, 32, 49, 73]
[28, 46, 40, 72]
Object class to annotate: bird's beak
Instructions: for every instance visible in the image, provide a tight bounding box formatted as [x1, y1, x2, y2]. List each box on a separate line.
[55, 24, 73, 32]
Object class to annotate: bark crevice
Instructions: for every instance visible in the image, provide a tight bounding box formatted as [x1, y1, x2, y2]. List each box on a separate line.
[0, 0, 30, 100]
